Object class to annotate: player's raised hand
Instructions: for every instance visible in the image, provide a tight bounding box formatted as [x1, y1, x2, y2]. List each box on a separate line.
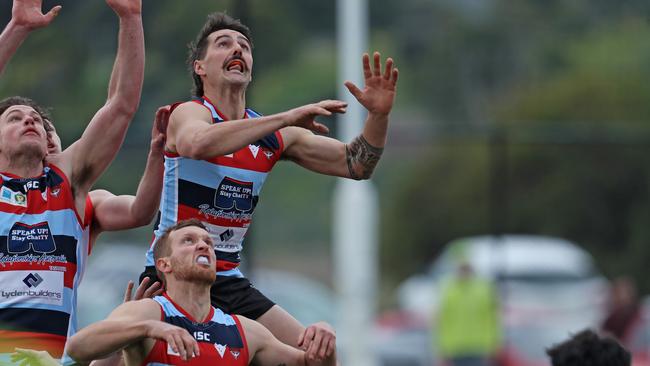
[150, 105, 171, 155]
[123, 277, 163, 303]
[106, 0, 141, 17]
[11, 0, 61, 30]
[345, 52, 398, 116]
[283, 100, 347, 134]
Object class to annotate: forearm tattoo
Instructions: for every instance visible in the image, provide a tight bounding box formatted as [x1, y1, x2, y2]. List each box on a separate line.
[345, 134, 384, 180]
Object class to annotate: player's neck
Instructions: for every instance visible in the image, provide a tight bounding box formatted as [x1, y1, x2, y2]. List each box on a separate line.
[0, 151, 45, 177]
[166, 281, 212, 322]
[204, 84, 247, 121]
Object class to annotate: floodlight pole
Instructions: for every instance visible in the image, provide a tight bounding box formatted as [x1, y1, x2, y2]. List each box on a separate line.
[335, 0, 378, 365]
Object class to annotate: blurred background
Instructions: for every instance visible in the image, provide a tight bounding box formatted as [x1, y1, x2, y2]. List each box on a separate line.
[3, 0, 650, 365]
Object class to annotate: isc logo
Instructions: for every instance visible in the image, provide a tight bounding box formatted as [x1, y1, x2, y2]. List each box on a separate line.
[24, 181, 39, 191]
[193, 331, 210, 342]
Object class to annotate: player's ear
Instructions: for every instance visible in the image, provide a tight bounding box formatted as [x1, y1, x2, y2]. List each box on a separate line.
[156, 257, 172, 275]
[194, 60, 206, 77]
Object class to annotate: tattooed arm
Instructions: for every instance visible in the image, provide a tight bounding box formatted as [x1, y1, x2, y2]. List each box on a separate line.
[280, 51, 398, 180]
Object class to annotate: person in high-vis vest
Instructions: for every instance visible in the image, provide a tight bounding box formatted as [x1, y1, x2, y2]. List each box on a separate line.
[436, 261, 502, 366]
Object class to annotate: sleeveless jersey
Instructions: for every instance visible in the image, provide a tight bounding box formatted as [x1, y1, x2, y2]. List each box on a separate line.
[0, 164, 92, 362]
[145, 96, 284, 277]
[142, 293, 249, 366]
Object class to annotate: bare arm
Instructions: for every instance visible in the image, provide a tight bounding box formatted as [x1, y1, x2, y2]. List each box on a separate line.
[282, 51, 398, 180]
[60, 0, 144, 198]
[239, 316, 336, 366]
[168, 100, 346, 160]
[67, 299, 198, 364]
[0, 0, 60, 76]
[88, 279, 163, 366]
[89, 107, 168, 234]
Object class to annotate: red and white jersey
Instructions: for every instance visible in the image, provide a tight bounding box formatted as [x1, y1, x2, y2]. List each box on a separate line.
[0, 164, 92, 363]
[146, 96, 284, 277]
[142, 293, 249, 366]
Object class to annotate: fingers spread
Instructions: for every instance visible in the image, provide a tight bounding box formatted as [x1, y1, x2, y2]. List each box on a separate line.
[391, 68, 399, 85]
[123, 280, 135, 302]
[362, 53, 372, 80]
[373, 52, 382, 77]
[143, 281, 162, 299]
[344, 81, 363, 101]
[45, 5, 62, 22]
[383, 58, 394, 80]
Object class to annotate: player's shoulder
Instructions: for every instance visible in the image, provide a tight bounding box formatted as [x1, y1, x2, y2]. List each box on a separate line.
[169, 100, 212, 124]
[111, 298, 162, 321]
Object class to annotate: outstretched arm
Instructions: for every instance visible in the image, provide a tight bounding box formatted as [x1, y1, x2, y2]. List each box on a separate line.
[281, 51, 398, 180]
[61, 0, 144, 196]
[168, 100, 346, 160]
[88, 279, 163, 366]
[89, 106, 168, 234]
[0, 0, 61, 76]
[67, 299, 198, 365]
[240, 316, 336, 366]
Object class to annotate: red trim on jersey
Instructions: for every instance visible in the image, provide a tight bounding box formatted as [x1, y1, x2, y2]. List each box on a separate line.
[275, 129, 285, 153]
[164, 150, 180, 158]
[0, 330, 65, 357]
[217, 259, 239, 271]
[84, 196, 95, 255]
[162, 292, 214, 323]
[232, 315, 250, 364]
[0, 262, 77, 288]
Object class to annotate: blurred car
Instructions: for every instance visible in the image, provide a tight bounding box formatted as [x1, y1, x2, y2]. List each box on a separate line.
[373, 310, 435, 366]
[398, 235, 606, 318]
[393, 235, 609, 366]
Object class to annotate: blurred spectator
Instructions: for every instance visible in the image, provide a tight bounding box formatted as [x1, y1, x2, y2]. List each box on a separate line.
[546, 329, 630, 366]
[436, 260, 501, 366]
[601, 276, 641, 343]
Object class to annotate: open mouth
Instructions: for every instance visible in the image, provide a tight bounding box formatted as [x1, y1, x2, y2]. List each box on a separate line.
[23, 128, 39, 137]
[196, 255, 211, 265]
[225, 59, 245, 73]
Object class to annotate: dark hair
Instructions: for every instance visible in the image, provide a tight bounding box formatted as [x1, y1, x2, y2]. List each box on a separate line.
[0, 96, 54, 131]
[187, 12, 253, 97]
[153, 219, 208, 280]
[546, 329, 631, 366]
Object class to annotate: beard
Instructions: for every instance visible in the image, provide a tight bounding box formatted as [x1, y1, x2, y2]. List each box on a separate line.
[8, 140, 47, 165]
[171, 256, 216, 286]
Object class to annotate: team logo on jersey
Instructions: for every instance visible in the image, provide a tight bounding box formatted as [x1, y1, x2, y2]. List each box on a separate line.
[22, 272, 43, 288]
[167, 344, 180, 357]
[248, 144, 260, 158]
[215, 343, 226, 358]
[8, 222, 56, 254]
[263, 150, 274, 160]
[219, 229, 234, 242]
[214, 177, 255, 213]
[0, 186, 27, 207]
[230, 350, 240, 360]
